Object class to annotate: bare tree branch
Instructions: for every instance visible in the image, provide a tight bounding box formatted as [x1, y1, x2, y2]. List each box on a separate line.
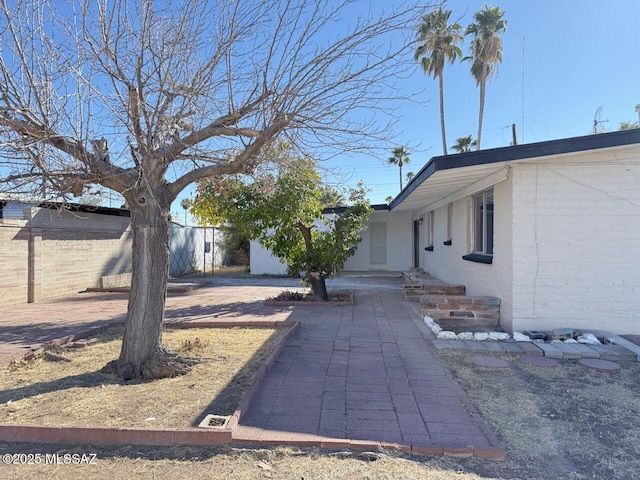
[1, 0, 428, 204]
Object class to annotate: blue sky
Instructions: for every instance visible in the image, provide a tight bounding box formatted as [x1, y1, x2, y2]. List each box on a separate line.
[318, 0, 640, 204]
[174, 0, 640, 220]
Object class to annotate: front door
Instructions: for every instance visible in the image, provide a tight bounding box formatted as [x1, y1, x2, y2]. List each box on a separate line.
[369, 222, 387, 267]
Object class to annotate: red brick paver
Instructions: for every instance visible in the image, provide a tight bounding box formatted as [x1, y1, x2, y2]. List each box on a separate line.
[236, 282, 504, 459]
[0, 276, 504, 459]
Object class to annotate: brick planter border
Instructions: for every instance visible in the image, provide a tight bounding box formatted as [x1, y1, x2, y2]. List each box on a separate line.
[265, 290, 354, 307]
[0, 320, 299, 448]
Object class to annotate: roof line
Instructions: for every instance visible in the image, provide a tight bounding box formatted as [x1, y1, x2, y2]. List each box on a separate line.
[322, 203, 389, 215]
[389, 129, 640, 210]
[0, 198, 131, 217]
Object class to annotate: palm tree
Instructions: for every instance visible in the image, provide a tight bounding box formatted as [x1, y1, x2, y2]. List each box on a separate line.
[318, 185, 346, 208]
[451, 135, 477, 153]
[415, 8, 463, 155]
[465, 5, 507, 150]
[619, 120, 639, 130]
[180, 198, 190, 226]
[387, 146, 411, 191]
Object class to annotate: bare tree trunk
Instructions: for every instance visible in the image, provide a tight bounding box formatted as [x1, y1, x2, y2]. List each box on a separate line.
[102, 187, 201, 379]
[476, 70, 487, 151]
[308, 270, 329, 301]
[297, 219, 329, 301]
[439, 73, 447, 155]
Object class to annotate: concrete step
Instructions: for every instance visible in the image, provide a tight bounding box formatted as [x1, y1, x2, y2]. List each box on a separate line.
[404, 284, 466, 301]
[433, 316, 500, 328]
[421, 294, 500, 323]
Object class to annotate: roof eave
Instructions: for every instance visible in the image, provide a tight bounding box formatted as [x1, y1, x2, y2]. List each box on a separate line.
[389, 129, 640, 211]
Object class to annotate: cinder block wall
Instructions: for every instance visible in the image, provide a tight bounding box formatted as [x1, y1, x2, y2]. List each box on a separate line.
[0, 207, 132, 306]
[0, 224, 30, 305]
[38, 226, 132, 301]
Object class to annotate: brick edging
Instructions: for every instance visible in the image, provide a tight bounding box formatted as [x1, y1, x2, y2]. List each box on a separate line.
[265, 291, 354, 307]
[0, 320, 300, 448]
[2, 317, 507, 460]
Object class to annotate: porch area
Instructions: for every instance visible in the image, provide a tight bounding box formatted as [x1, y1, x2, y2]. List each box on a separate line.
[402, 269, 502, 333]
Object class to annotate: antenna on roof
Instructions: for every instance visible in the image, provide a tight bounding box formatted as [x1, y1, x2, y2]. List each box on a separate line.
[593, 106, 608, 134]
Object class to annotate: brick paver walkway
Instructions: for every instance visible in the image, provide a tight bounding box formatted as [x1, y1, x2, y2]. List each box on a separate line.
[0, 275, 503, 457]
[235, 284, 501, 455]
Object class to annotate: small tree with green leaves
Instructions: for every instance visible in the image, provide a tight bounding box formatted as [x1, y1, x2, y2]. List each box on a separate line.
[191, 158, 371, 300]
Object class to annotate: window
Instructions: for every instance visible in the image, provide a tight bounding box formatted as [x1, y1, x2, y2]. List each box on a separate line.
[444, 203, 453, 245]
[425, 211, 434, 251]
[464, 189, 493, 263]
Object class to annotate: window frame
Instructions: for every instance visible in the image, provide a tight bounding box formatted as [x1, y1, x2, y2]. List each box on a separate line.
[444, 202, 453, 245]
[463, 189, 494, 264]
[424, 211, 434, 251]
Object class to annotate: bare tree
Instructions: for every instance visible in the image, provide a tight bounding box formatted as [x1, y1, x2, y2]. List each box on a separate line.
[0, 0, 427, 379]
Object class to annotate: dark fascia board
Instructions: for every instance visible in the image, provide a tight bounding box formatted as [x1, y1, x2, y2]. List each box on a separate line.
[52, 202, 131, 217]
[0, 198, 131, 218]
[389, 129, 640, 211]
[322, 203, 389, 215]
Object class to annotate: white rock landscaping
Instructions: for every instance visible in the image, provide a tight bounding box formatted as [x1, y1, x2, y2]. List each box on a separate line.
[424, 316, 604, 345]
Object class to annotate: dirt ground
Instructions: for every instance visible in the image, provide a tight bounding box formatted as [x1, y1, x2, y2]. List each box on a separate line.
[3, 348, 640, 479]
[0, 326, 286, 428]
[440, 351, 640, 480]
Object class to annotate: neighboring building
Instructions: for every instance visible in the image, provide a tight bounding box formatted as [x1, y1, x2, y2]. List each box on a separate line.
[0, 200, 132, 305]
[391, 129, 640, 335]
[0, 200, 221, 305]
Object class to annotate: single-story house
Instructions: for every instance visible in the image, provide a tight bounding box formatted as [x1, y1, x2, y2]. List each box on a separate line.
[252, 129, 640, 335]
[249, 205, 414, 275]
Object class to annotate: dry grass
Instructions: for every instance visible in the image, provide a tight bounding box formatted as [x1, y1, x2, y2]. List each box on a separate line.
[0, 316, 640, 480]
[3, 328, 640, 479]
[0, 325, 286, 428]
[179, 265, 252, 279]
[0, 443, 494, 480]
[439, 352, 640, 480]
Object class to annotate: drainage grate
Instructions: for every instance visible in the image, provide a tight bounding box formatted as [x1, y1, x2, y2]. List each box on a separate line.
[198, 414, 231, 429]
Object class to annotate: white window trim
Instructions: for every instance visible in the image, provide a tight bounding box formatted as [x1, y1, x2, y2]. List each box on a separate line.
[468, 189, 494, 260]
[426, 211, 434, 247]
[446, 203, 453, 242]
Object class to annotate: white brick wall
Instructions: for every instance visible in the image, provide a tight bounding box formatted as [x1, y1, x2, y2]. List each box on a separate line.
[416, 146, 640, 335]
[511, 159, 640, 334]
[343, 209, 413, 271]
[419, 176, 514, 331]
[250, 241, 288, 276]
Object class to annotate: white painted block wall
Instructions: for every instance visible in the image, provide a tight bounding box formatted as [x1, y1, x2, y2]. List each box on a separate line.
[418, 175, 514, 331]
[343, 210, 413, 271]
[511, 159, 640, 334]
[249, 241, 288, 275]
[418, 147, 640, 335]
